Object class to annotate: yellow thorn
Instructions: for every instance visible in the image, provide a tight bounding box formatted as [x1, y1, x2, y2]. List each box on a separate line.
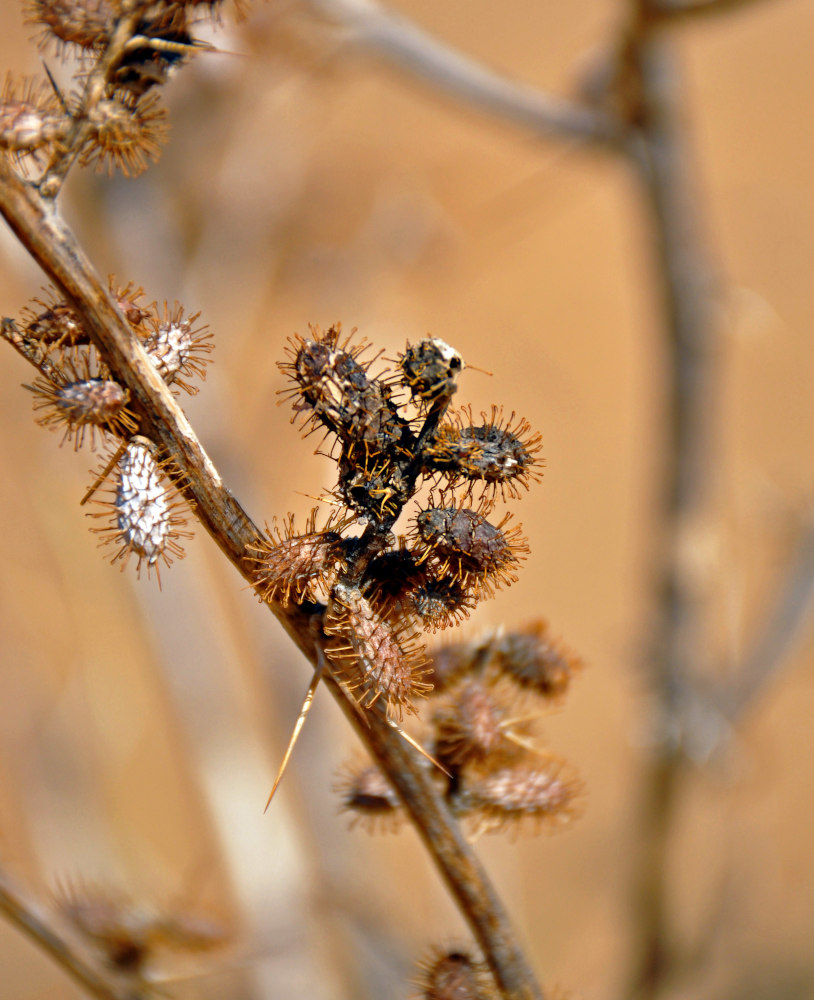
[80, 439, 128, 505]
[386, 716, 452, 778]
[264, 661, 325, 813]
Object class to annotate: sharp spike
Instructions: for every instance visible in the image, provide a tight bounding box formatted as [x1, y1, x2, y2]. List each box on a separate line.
[264, 661, 325, 813]
[386, 716, 452, 778]
[80, 439, 128, 506]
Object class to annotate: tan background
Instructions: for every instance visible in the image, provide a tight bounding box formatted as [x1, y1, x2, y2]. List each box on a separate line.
[1, 1, 814, 997]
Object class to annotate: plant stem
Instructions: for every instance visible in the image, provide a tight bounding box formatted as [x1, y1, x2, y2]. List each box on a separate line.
[0, 158, 544, 1000]
[621, 13, 720, 998]
[0, 868, 143, 1000]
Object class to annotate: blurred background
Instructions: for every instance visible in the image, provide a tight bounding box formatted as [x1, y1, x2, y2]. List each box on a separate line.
[1, 1, 814, 998]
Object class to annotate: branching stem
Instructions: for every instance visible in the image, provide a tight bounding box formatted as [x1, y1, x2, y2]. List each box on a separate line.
[0, 155, 544, 1000]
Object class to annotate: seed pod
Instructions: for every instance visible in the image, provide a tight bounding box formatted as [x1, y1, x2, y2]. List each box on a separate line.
[491, 620, 582, 701]
[333, 758, 403, 832]
[0, 74, 68, 165]
[337, 446, 409, 522]
[280, 324, 414, 522]
[432, 679, 518, 770]
[424, 641, 487, 692]
[411, 505, 527, 596]
[20, 296, 85, 350]
[246, 509, 348, 606]
[413, 948, 495, 1000]
[20, 278, 152, 354]
[110, 279, 152, 329]
[363, 545, 430, 614]
[141, 302, 213, 394]
[408, 575, 477, 632]
[424, 406, 543, 503]
[54, 881, 226, 974]
[279, 324, 374, 429]
[80, 93, 169, 178]
[26, 361, 136, 450]
[363, 546, 475, 628]
[89, 437, 192, 584]
[324, 582, 432, 719]
[24, 0, 114, 52]
[280, 324, 410, 453]
[400, 338, 462, 406]
[459, 758, 582, 836]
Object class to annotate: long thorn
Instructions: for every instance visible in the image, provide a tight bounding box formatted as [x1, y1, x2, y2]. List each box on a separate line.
[386, 716, 452, 778]
[80, 440, 127, 505]
[264, 661, 325, 813]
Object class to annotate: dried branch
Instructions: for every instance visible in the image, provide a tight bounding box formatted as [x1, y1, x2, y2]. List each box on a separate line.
[0, 157, 544, 1000]
[300, 0, 620, 147]
[651, 0, 787, 20]
[0, 867, 142, 1000]
[718, 517, 814, 724]
[616, 9, 721, 998]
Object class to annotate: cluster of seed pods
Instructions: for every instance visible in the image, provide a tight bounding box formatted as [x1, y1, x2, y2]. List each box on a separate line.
[1, 1, 239, 178]
[8, 277, 211, 583]
[252, 323, 544, 722]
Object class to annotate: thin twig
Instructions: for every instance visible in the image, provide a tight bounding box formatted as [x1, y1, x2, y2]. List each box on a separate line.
[718, 518, 814, 724]
[0, 867, 143, 1000]
[0, 157, 544, 1000]
[652, 0, 787, 20]
[619, 6, 721, 996]
[300, 0, 620, 147]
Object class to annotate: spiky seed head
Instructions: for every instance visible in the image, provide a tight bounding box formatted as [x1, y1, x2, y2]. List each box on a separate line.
[492, 620, 583, 700]
[110, 279, 152, 329]
[246, 509, 348, 606]
[0, 74, 67, 165]
[20, 278, 150, 355]
[408, 576, 476, 632]
[80, 93, 169, 178]
[362, 546, 429, 615]
[432, 680, 517, 769]
[334, 758, 403, 832]
[24, 0, 114, 52]
[425, 406, 543, 503]
[55, 883, 152, 972]
[324, 582, 432, 719]
[413, 948, 495, 1000]
[54, 881, 226, 973]
[21, 299, 86, 353]
[141, 302, 213, 394]
[411, 505, 527, 595]
[280, 324, 405, 445]
[423, 641, 485, 692]
[280, 324, 373, 404]
[89, 437, 192, 584]
[400, 338, 462, 406]
[26, 362, 136, 450]
[460, 759, 582, 836]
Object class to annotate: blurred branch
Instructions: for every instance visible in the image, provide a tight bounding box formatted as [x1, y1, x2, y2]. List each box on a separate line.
[718, 518, 814, 724]
[0, 159, 543, 1000]
[618, 6, 721, 997]
[652, 0, 788, 20]
[300, 0, 621, 146]
[0, 868, 141, 1000]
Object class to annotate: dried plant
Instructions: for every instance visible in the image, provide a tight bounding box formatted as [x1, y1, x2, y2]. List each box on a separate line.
[0, 4, 580, 998]
[1, 1, 809, 1000]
